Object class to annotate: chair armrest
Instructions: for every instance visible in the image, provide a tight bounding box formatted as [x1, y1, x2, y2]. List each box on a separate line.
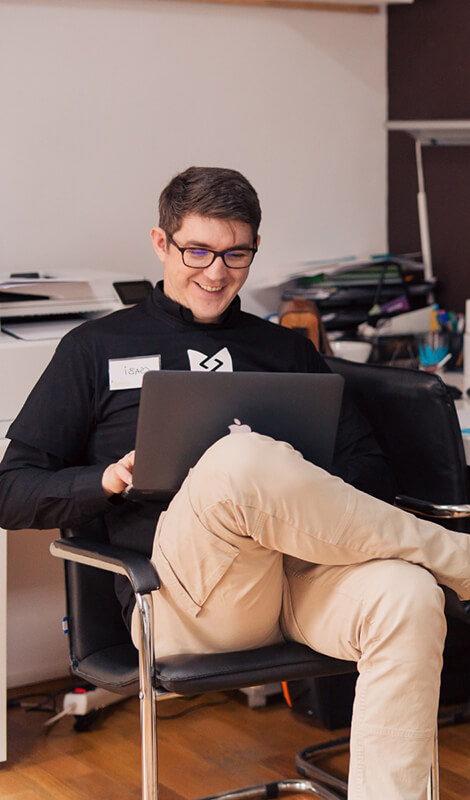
[50, 537, 160, 595]
[395, 495, 470, 519]
[442, 586, 470, 623]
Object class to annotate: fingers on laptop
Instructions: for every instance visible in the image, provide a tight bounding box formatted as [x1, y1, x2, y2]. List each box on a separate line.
[102, 451, 135, 496]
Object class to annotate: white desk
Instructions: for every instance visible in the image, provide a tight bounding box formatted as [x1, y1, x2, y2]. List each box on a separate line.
[0, 333, 64, 764]
[0, 334, 59, 763]
[0, 442, 69, 764]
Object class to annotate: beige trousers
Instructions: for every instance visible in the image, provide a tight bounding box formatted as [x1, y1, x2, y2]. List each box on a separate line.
[133, 433, 470, 800]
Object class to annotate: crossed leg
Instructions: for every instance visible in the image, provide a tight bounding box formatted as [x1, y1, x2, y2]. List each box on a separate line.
[134, 432, 469, 799]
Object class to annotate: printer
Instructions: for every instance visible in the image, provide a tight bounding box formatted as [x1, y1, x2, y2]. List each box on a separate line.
[0, 271, 153, 442]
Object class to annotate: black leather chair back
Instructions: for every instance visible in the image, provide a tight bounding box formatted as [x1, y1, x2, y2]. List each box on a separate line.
[324, 357, 470, 705]
[63, 521, 139, 691]
[325, 356, 468, 506]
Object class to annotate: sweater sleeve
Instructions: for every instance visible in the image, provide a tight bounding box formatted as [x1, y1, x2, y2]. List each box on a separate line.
[0, 329, 115, 530]
[331, 385, 398, 503]
[0, 440, 113, 530]
[6, 332, 97, 461]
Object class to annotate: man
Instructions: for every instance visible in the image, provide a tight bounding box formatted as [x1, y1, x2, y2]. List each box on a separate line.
[1, 166, 469, 800]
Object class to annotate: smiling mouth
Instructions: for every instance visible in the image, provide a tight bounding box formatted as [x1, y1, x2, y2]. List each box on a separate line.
[196, 283, 224, 293]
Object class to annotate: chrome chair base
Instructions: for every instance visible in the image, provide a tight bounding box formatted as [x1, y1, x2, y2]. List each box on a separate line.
[295, 730, 439, 800]
[193, 778, 344, 800]
[296, 738, 349, 798]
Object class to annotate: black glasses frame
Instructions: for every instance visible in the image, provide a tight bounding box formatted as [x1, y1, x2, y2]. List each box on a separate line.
[167, 233, 257, 270]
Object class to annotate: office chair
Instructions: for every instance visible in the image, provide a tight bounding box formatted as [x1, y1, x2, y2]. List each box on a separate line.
[323, 357, 470, 527]
[50, 359, 470, 800]
[51, 524, 358, 800]
[293, 357, 470, 794]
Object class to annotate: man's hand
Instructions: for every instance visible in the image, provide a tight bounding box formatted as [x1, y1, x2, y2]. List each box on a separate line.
[102, 451, 135, 497]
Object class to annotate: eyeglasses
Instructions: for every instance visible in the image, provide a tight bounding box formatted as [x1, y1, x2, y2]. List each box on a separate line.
[167, 233, 257, 270]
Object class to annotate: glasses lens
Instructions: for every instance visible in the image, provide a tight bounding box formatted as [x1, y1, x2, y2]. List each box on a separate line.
[183, 248, 213, 268]
[224, 249, 254, 268]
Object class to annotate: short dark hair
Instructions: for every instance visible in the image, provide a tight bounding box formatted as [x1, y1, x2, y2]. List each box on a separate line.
[158, 166, 261, 239]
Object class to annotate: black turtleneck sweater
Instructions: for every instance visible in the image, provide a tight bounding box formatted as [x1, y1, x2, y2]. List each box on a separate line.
[0, 282, 395, 624]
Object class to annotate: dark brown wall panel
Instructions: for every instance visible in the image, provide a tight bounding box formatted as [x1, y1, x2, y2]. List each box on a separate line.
[388, 0, 470, 312]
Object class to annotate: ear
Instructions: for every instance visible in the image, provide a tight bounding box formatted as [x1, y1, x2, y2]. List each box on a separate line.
[256, 234, 261, 249]
[150, 227, 169, 262]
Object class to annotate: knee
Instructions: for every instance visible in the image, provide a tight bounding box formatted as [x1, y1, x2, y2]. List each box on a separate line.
[195, 432, 300, 489]
[185, 433, 267, 509]
[202, 431, 269, 469]
[364, 561, 446, 649]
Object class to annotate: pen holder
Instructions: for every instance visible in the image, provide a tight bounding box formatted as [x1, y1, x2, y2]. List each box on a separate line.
[416, 331, 450, 373]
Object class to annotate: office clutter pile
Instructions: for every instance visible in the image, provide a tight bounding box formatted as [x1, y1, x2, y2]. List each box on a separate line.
[276, 255, 464, 371]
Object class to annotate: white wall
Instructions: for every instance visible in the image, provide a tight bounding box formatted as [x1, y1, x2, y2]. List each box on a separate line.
[1, 0, 387, 686]
[1, 0, 387, 317]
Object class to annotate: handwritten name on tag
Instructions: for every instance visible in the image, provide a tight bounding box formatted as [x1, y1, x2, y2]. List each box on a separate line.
[108, 355, 161, 391]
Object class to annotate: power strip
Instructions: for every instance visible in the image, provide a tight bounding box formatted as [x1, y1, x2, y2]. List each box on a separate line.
[45, 684, 180, 727]
[62, 686, 125, 716]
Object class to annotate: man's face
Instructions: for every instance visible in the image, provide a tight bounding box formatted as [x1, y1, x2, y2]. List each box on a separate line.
[151, 215, 258, 324]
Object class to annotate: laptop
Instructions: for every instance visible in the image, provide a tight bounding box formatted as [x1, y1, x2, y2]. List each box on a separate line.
[127, 371, 344, 501]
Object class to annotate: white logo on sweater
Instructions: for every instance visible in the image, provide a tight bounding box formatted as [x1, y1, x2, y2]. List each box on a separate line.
[187, 347, 233, 372]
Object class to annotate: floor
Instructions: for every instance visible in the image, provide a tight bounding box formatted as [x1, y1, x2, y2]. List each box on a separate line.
[1, 679, 470, 799]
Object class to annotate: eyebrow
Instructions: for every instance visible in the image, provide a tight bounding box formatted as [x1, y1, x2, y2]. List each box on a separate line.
[183, 240, 253, 249]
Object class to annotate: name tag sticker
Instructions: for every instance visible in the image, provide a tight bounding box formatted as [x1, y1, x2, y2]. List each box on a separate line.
[108, 355, 161, 391]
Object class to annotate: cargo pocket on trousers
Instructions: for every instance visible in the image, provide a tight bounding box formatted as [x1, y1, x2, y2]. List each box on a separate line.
[155, 520, 240, 617]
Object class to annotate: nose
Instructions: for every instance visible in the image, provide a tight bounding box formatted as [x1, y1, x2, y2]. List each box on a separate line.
[202, 256, 228, 281]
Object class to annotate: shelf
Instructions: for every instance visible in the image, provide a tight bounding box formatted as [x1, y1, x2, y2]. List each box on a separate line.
[387, 120, 470, 146]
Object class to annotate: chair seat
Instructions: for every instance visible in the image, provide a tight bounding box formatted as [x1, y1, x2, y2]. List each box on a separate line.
[74, 639, 356, 698]
[72, 643, 140, 694]
[156, 642, 356, 695]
